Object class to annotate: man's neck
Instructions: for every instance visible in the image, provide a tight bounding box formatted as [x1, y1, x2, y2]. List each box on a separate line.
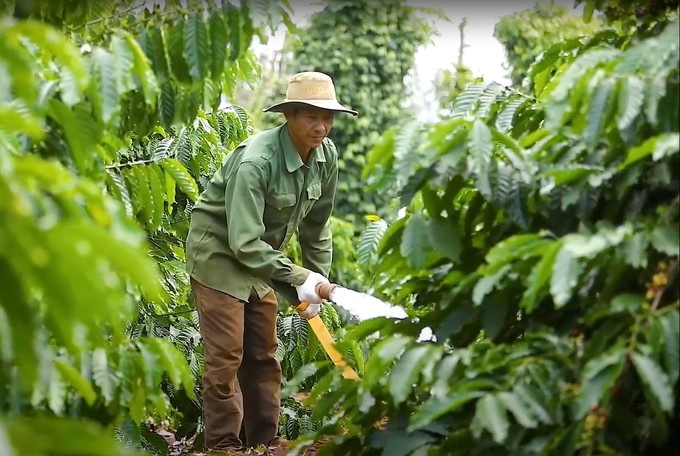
[286, 125, 312, 163]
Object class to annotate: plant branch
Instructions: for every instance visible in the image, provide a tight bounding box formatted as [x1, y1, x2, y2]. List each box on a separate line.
[105, 158, 156, 170]
[72, 4, 141, 30]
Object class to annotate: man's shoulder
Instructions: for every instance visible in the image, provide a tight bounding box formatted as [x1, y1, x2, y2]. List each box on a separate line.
[237, 125, 283, 166]
[321, 137, 338, 163]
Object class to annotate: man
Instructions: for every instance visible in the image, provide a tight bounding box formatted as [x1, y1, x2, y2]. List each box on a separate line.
[185, 71, 357, 452]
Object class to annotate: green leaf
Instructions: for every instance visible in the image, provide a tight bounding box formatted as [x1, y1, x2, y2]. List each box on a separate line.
[0, 102, 43, 138]
[145, 27, 169, 81]
[147, 337, 194, 394]
[138, 341, 162, 392]
[148, 164, 165, 232]
[644, 66, 669, 127]
[546, 48, 618, 103]
[619, 134, 679, 170]
[226, 5, 242, 60]
[209, 13, 229, 77]
[400, 212, 430, 270]
[586, 76, 614, 151]
[49, 222, 164, 301]
[166, 21, 190, 83]
[90, 48, 119, 124]
[408, 391, 484, 431]
[47, 100, 102, 174]
[132, 165, 154, 229]
[583, 0, 595, 21]
[10, 20, 89, 89]
[183, 13, 209, 81]
[498, 391, 537, 428]
[428, 216, 462, 263]
[58, 66, 81, 106]
[357, 219, 388, 268]
[659, 311, 679, 384]
[631, 351, 674, 413]
[650, 225, 679, 256]
[617, 75, 645, 132]
[468, 119, 493, 168]
[611, 294, 645, 313]
[165, 172, 176, 214]
[110, 35, 135, 94]
[3, 416, 132, 455]
[496, 99, 524, 133]
[575, 348, 626, 419]
[159, 158, 199, 202]
[388, 345, 434, 404]
[159, 81, 175, 127]
[48, 367, 66, 415]
[543, 165, 602, 187]
[124, 33, 159, 106]
[54, 359, 97, 406]
[451, 83, 486, 118]
[550, 246, 582, 308]
[129, 383, 146, 425]
[92, 348, 113, 404]
[514, 383, 553, 425]
[482, 220, 533, 267]
[473, 266, 510, 306]
[481, 298, 508, 339]
[282, 361, 327, 397]
[474, 394, 509, 444]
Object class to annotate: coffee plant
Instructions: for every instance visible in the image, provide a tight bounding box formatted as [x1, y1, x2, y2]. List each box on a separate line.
[286, 10, 680, 456]
[494, 1, 603, 88]
[0, 1, 294, 454]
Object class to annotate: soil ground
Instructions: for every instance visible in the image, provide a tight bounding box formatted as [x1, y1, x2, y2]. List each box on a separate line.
[159, 429, 327, 456]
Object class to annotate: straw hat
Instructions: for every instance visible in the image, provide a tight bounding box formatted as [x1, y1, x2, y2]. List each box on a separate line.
[263, 71, 358, 116]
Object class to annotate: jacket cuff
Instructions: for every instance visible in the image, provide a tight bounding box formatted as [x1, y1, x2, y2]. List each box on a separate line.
[289, 265, 310, 286]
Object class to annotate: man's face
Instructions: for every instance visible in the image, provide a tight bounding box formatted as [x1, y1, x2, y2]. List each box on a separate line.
[285, 106, 335, 151]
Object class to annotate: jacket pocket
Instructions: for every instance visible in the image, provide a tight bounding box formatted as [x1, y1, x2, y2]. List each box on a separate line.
[264, 192, 297, 229]
[302, 182, 322, 217]
[268, 192, 297, 210]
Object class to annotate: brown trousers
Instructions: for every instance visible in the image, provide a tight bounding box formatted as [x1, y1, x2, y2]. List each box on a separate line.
[191, 278, 282, 450]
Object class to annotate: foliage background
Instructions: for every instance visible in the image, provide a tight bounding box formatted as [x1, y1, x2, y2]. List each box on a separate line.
[1, 0, 679, 455]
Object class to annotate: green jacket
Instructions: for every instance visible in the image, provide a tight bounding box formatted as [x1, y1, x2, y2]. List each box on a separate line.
[185, 123, 338, 304]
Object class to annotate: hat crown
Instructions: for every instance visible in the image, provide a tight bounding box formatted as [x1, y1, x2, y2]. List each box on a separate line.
[262, 71, 357, 116]
[286, 71, 337, 101]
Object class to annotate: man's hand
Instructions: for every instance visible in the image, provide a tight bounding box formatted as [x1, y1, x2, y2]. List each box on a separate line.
[295, 272, 329, 318]
[297, 303, 321, 319]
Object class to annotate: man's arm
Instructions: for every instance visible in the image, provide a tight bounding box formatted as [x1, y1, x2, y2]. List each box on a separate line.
[225, 161, 309, 286]
[298, 161, 338, 277]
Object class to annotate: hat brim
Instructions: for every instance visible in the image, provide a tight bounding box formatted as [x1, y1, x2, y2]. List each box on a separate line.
[263, 99, 358, 116]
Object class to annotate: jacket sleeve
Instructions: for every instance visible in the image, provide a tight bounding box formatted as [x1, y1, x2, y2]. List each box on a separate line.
[224, 161, 309, 286]
[298, 157, 338, 278]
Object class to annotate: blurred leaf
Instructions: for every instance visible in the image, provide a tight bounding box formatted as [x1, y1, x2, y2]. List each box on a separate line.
[575, 347, 626, 418]
[400, 212, 430, 270]
[631, 351, 674, 413]
[474, 395, 509, 444]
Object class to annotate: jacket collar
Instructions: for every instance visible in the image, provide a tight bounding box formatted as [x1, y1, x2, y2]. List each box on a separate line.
[280, 124, 326, 173]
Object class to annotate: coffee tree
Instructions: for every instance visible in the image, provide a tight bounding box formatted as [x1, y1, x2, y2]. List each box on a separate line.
[287, 6, 679, 455]
[0, 1, 295, 453]
[494, 1, 603, 88]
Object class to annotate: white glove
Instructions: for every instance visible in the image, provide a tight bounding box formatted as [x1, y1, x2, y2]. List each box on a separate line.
[298, 303, 321, 319]
[295, 271, 329, 305]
